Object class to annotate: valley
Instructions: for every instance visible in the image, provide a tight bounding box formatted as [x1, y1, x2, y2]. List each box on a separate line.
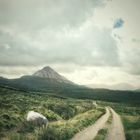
[0, 0, 140, 139]
[0, 67, 140, 140]
[0, 86, 140, 140]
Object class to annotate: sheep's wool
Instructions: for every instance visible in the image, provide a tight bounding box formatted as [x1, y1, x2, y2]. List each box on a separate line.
[27, 111, 46, 121]
[27, 111, 48, 127]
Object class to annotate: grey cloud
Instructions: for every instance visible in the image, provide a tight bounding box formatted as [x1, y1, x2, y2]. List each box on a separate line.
[0, 0, 105, 30]
[0, 25, 120, 67]
[122, 46, 140, 75]
[132, 38, 140, 43]
[0, 0, 120, 72]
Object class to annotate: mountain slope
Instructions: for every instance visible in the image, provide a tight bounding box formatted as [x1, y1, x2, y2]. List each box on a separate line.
[33, 66, 73, 84]
[0, 66, 79, 92]
[0, 66, 140, 104]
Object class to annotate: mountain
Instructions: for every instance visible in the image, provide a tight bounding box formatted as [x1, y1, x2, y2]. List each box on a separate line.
[0, 66, 78, 92]
[33, 66, 73, 84]
[0, 66, 140, 104]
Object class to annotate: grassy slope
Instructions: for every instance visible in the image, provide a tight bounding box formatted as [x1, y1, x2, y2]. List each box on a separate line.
[1, 76, 140, 104]
[122, 115, 140, 140]
[59, 88, 140, 105]
[0, 87, 104, 140]
[0, 86, 140, 140]
[39, 108, 104, 140]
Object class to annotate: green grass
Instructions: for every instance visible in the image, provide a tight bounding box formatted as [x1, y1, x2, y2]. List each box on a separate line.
[122, 115, 140, 140]
[1, 86, 140, 140]
[94, 129, 108, 140]
[39, 108, 104, 140]
[94, 108, 112, 140]
[106, 110, 112, 125]
[0, 86, 104, 140]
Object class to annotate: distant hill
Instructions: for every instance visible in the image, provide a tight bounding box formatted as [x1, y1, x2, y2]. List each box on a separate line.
[0, 66, 140, 104]
[87, 83, 137, 91]
[135, 89, 140, 92]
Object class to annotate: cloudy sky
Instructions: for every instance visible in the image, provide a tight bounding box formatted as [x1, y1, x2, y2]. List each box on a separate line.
[0, 0, 140, 89]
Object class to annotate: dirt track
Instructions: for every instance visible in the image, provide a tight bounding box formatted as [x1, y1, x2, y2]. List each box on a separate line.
[71, 107, 110, 140]
[105, 108, 125, 140]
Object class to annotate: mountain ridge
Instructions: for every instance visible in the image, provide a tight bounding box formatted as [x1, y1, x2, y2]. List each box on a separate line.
[0, 66, 79, 92]
[0, 66, 139, 93]
[0, 66, 140, 104]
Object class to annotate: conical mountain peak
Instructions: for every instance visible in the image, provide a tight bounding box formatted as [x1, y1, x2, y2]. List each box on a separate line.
[33, 66, 73, 84]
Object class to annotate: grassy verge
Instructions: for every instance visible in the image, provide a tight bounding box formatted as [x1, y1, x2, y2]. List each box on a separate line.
[106, 110, 112, 125]
[0, 87, 105, 140]
[5, 107, 105, 140]
[94, 108, 113, 140]
[94, 129, 108, 140]
[38, 107, 105, 140]
[122, 115, 140, 140]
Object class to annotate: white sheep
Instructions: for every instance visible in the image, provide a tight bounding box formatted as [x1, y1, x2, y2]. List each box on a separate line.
[27, 111, 48, 128]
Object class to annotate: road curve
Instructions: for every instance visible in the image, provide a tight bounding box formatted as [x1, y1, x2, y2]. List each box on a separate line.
[71, 107, 110, 140]
[105, 108, 125, 140]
